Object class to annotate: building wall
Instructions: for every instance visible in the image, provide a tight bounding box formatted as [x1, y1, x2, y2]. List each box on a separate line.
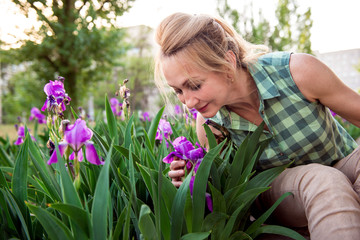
[316, 49, 360, 90]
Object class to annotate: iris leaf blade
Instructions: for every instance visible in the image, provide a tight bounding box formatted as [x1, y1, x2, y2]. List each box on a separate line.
[105, 94, 118, 144]
[148, 106, 165, 149]
[91, 146, 112, 240]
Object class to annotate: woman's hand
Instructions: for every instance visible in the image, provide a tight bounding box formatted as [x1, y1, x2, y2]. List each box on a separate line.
[168, 157, 186, 188]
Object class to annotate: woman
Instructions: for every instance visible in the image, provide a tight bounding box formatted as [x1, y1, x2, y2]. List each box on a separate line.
[154, 12, 360, 239]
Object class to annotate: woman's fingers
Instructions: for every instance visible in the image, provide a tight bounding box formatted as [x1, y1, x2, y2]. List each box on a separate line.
[168, 168, 185, 179]
[168, 158, 186, 188]
[172, 179, 183, 188]
[170, 159, 186, 170]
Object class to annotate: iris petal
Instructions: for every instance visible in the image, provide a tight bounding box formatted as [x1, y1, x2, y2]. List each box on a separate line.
[189, 176, 195, 195]
[187, 148, 205, 160]
[64, 119, 93, 151]
[174, 141, 194, 155]
[85, 141, 103, 165]
[162, 151, 183, 163]
[14, 137, 23, 145]
[205, 193, 213, 212]
[47, 142, 68, 165]
[194, 159, 202, 173]
[172, 136, 187, 146]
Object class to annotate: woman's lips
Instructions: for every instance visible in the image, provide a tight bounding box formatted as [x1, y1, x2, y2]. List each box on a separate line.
[197, 104, 208, 113]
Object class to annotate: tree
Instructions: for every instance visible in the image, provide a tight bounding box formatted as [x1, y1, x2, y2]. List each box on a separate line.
[217, 0, 313, 53]
[3, 0, 135, 107]
[118, 25, 155, 111]
[88, 25, 155, 116]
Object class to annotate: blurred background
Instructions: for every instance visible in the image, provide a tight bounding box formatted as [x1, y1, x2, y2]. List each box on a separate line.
[1, 0, 360, 139]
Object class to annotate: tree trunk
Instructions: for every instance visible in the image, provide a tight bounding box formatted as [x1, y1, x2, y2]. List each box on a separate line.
[63, 70, 79, 110]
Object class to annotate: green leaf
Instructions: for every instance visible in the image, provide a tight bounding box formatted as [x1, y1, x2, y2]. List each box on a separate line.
[192, 141, 226, 232]
[91, 146, 112, 240]
[0, 144, 14, 167]
[202, 123, 217, 149]
[0, 168, 9, 189]
[201, 211, 228, 232]
[124, 115, 134, 148]
[70, 106, 80, 119]
[50, 203, 91, 238]
[148, 106, 165, 149]
[11, 132, 30, 212]
[54, 140, 86, 239]
[171, 171, 193, 240]
[246, 192, 293, 235]
[252, 225, 306, 240]
[0, 188, 31, 239]
[54, 140, 82, 207]
[123, 198, 132, 240]
[221, 202, 247, 240]
[28, 138, 61, 202]
[114, 145, 141, 170]
[246, 163, 290, 190]
[91, 127, 110, 153]
[105, 94, 118, 144]
[180, 231, 211, 240]
[138, 204, 158, 240]
[208, 183, 226, 213]
[229, 187, 269, 214]
[112, 202, 128, 240]
[27, 203, 74, 240]
[229, 231, 252, 240]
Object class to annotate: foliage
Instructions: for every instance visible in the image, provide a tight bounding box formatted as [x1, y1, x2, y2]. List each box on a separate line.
[118, 25, 156, 111]
[1, 67, 44, 123]
[2, 0, 135, 107]
[0, 85, 306, 239]
[216, 0, 313, 53]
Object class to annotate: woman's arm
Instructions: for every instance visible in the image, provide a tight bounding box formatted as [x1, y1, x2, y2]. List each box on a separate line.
[290, 53, 360, 127]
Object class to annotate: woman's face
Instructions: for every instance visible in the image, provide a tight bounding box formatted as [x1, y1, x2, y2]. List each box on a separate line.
[162, 56, 231, 118]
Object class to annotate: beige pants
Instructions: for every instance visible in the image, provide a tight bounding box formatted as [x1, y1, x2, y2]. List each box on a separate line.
[257, 146, 360, 240]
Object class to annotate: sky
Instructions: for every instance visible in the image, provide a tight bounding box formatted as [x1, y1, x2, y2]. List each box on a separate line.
[1, 0, 360, 53]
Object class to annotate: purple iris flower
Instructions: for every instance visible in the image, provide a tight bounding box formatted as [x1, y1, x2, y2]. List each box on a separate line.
[163, 136, 212, 212]
[189, 108, 198, 120]
[14, 126, 36, 145]
[41, 77, 71, 112]
[47, 119, 103, 165]
[155, 119, 173, 146]
[174, 105, 182, 115]
[141, 112, 150, 121]
[110, 98, 122, 116]
[29, 107, 46, 124]
[163, 136, 204, 168]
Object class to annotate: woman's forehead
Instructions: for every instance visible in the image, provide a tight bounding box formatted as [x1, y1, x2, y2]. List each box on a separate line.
[162, 54, 202, 74]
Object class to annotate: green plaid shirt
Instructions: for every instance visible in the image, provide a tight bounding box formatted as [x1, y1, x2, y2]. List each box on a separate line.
[209, 52, 358, 170]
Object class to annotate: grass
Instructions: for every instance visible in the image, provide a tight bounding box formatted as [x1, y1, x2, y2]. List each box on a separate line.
[0, 124, 18, 141]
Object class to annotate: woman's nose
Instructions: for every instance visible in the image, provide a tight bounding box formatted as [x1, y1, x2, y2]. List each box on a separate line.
[184, 92, 198, 109]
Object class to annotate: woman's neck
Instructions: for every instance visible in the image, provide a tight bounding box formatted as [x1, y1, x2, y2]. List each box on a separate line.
[226, 69, 259, 114]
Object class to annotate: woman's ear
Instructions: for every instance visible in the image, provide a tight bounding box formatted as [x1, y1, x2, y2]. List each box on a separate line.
[225, 50, 237, 69]
[225, 50, 237, 79]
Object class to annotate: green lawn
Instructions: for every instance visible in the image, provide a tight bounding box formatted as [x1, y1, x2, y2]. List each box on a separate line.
[0, 124, 18, 141]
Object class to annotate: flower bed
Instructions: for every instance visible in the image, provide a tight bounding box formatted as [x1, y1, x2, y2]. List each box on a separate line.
[0, 77, 306, 240]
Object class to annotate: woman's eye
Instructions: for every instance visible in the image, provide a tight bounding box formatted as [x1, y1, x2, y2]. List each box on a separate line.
[174, 89, 182, 95]
[190, 84, 201, 91]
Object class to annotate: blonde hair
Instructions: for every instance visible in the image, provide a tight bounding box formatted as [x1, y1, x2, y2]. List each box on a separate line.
[154, 12, 268, 105]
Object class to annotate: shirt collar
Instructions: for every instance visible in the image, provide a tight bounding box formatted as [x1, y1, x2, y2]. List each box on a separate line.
[248, 61, 280, 100]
